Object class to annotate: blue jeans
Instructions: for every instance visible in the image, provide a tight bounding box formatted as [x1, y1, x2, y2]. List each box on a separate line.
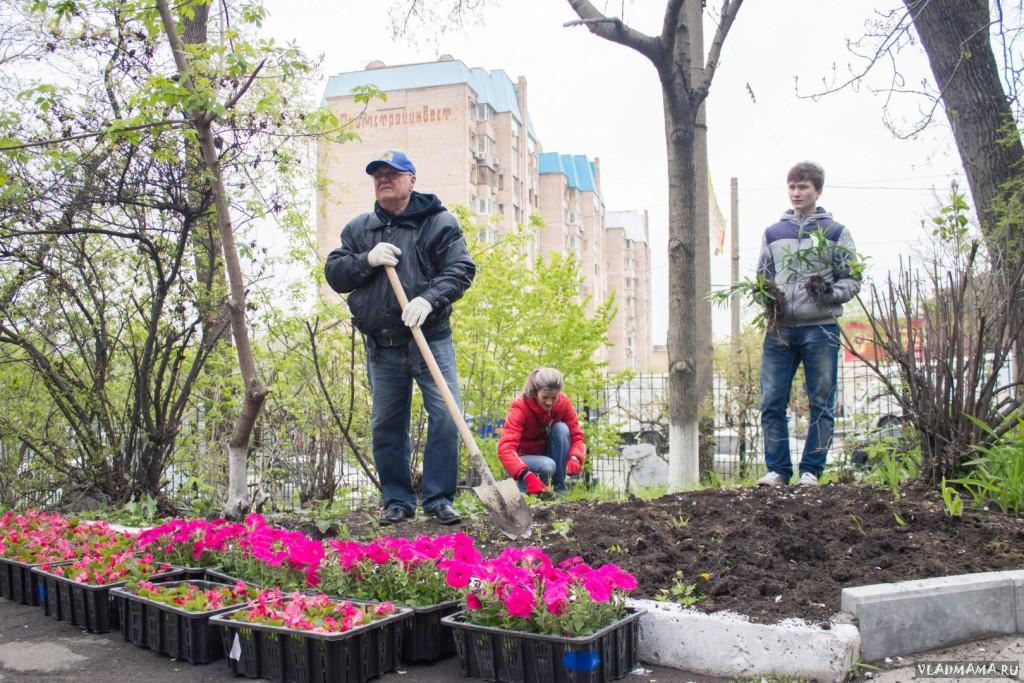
[760, 324, 840, 480]
[517, 421, 570, 494]
[364, 333, 461, 514]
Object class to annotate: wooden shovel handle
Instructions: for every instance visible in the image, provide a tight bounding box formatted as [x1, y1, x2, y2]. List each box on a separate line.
[383, 266, 496, 486]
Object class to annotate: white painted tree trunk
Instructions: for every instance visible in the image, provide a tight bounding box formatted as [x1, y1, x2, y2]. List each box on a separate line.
[669, 421, 701, 489]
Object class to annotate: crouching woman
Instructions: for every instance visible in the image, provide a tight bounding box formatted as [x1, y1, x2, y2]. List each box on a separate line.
[497, 368, 586, 495]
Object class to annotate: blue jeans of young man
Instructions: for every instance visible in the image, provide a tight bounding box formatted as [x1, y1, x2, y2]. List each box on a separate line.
[365, 333, 461, 515]
[760, 324, 840, 481]
[517, 421, 570, 494]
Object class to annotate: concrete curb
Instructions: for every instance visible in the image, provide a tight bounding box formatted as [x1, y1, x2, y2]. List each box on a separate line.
[629, 570, 1024, 680]
[842, 570, 1024, 662]
[628, 598, 861, 682]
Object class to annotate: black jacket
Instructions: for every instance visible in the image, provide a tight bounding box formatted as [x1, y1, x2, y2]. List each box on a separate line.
[324, 191, 476, 340]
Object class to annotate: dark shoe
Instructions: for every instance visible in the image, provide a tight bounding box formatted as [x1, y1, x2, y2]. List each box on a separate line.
[378, 506, 412, 526]
[428, 503, 461, 525]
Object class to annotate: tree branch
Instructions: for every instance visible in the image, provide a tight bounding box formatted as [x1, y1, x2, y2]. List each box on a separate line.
[565, 0, 662, 64]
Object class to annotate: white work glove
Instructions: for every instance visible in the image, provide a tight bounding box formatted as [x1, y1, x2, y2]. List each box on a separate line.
[367, 242, 401, 268]
[401, 296, 432, 328]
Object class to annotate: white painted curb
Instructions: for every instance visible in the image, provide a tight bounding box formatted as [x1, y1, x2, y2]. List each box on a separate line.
[628, 598, 860, 682]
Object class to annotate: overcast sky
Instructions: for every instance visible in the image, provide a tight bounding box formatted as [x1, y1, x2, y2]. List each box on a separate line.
[260, 0, 966, 343]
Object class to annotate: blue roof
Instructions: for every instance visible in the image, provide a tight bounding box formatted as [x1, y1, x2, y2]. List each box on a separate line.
[323, 59, 537, 140]
[538, 153, 598, 193]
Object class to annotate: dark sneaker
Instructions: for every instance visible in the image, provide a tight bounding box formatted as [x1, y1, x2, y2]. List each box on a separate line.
[378, 506, 413, 525]
[428, 503, 462, 525]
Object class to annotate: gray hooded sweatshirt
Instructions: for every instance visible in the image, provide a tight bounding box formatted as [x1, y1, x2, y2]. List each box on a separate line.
[756, 207, 861, 327]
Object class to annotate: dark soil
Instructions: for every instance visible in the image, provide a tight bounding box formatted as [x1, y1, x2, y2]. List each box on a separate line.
[290, 483, 1024, 627]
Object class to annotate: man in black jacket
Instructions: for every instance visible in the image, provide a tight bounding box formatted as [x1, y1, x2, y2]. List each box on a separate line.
[324, 150, 476, 526]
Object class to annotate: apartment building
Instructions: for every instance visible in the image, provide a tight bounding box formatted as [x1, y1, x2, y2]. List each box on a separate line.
[537, 152, 606, 318]
[317, 57, 656, 370]
[605, 210, 653, 372]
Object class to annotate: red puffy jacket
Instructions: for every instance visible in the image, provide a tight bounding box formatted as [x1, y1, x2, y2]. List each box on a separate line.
[497, 393, 586, 479]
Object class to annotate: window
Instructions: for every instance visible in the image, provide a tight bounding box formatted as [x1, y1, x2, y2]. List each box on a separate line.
[477, 103, 492, 121]
[566, 234, 581, 251]
[478, 227, 499, 243]
[626, 277, 636, 290]
[476, 197, 494, 215]
[625, 239, 634, 250]
[625, 257, 634, 270]
[512, 119, 521, 138]
[476, 135, 495, 158]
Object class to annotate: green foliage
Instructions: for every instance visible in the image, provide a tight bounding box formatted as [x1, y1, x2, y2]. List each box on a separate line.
[655, 570, 704, 605]
[451, 208, 620, 478]
[949, 417, 1024, 515]
[119, 493, 160, 526]
[940, 478, 964, 518]
[551, 518, 574, 538]
[631, 484, 671, 500]
[864, 439, 920, 500]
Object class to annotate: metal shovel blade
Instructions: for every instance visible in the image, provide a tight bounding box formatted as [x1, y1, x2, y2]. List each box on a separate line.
[473, 478, 533, 540]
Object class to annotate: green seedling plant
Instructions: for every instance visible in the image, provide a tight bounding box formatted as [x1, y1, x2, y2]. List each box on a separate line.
[940, 477, 964, 518]
[707, 227, 867, 330]
[655, 570, 704, 606]
[706, 274, 781, 329]
[551, 518, 574, 539]
[849, 512, 866, 536]
[607, 543, 627, 555]
[671, 514, 689, 530]
[865, 439, 920, 501]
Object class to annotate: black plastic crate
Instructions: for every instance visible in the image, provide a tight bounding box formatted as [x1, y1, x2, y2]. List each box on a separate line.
[32, 564, 184, 633]
[0, 557, 44, 606]
[112, 580, 247, 664]
[442, 607, 645, 683]
[0, 558, 10, 599]
[204, 567, 252, 586]
[210, 599, 411, 683]
[400, 599, 460, 663]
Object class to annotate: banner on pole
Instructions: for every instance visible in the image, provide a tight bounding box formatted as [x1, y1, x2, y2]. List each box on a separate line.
[709, 175, 727, 256]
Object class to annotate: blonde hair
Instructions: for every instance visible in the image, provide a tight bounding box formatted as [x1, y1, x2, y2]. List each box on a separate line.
[522, 367, 564, 398]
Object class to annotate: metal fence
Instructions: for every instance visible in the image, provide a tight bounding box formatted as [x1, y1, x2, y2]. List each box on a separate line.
[5, 359, 982, 513]
[210, 361, 918, 512]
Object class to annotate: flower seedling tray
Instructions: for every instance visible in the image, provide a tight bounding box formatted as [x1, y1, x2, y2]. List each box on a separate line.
[399, 599, 460, 663]
[210, 599, 411, 683]
[441, 607, 645, 683]
[111, 580, 245, 664]
[0, 556, 46, 606]
[32, 564, 184, 634]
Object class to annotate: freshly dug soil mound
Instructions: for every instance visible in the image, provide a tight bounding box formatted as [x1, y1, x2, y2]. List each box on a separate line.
[304, 483, 1024, 626]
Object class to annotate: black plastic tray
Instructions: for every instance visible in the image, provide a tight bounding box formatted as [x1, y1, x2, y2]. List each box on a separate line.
[111, 580, 249, 664]
[441, 607, 645, 683]
[0, 556, 45, 606]
[32, 564, 184, 633]
[210, 598, 411, 682]
[400, 599, 460, 663]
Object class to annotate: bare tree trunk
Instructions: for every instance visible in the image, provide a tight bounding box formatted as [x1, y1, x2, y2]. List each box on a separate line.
[156, 0, 269, 517]
[566, 0, 744, 490]
[904, 0, 1024, 241]
[905, 0, 1024, 391]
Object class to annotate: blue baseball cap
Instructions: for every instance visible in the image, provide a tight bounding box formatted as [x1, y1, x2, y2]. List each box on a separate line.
[365, 150, 416, 176]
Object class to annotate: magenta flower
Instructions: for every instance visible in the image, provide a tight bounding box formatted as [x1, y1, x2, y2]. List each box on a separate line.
[503, 586, 536, 618]
[443, 560, 474, 589]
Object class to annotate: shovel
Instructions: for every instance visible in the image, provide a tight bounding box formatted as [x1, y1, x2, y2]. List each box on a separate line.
[383, 265, 533, 540]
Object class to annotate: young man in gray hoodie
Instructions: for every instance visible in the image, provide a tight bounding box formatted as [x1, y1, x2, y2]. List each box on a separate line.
[755, 162, 861, 487]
